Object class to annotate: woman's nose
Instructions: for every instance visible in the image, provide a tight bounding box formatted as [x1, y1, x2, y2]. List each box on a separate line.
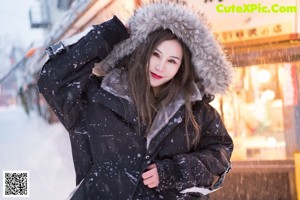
[155, 65, 162, 71]
[155, 60, 165, 71]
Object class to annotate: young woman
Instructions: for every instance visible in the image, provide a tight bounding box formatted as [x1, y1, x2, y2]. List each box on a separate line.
[37, 2, 234, 200]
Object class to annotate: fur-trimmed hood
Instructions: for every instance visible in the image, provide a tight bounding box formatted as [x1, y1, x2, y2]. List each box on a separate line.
[95, 2, 233, 95]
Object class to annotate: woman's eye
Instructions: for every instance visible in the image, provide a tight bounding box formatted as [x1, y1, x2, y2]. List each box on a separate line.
[169, 60, 176, 64]
[153, 52, 160, 57]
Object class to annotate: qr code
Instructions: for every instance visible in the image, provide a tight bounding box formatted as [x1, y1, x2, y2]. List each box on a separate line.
[3, 171, 29, 197]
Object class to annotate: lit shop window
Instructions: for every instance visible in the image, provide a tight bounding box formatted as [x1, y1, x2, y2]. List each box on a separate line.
[211, 64, 291, 160]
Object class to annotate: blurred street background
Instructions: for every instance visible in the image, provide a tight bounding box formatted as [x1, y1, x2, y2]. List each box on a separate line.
[0, 0, 299, 199]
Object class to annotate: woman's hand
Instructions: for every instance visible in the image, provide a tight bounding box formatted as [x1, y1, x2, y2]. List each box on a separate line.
[142, 164, 159, 188]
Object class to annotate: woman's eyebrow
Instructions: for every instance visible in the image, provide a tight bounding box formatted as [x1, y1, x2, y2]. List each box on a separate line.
[170, 56, 181, 60]
[155, 48, 181, 60]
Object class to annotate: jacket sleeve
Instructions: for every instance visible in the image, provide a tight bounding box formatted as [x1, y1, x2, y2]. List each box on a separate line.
[37, 16, 129, 185]
[37, 15, 129, 129]
[155, 102, 233, 196]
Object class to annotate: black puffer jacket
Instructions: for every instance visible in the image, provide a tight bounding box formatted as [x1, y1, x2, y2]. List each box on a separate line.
[38, 6, 233, 200]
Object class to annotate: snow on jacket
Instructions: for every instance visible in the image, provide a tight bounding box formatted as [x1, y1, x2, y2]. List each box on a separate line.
[37, 3, 233, 200]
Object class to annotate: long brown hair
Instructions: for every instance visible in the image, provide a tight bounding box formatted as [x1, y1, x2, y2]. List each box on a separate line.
[126, 29, 200, 146]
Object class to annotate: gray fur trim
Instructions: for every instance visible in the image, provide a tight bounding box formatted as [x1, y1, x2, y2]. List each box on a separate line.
[95, 2, 233, 95]
[101, 68, 133, 103]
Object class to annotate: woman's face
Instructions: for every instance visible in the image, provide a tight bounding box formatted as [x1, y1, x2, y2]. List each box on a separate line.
[148, 39, 183, 94]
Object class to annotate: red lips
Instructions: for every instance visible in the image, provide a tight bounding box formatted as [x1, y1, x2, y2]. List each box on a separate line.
[150, 72, 163, 79]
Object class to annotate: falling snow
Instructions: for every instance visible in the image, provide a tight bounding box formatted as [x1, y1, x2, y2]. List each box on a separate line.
[174, 117, 183, 124]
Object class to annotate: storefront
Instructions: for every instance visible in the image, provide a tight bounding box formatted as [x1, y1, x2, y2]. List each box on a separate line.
[210, 47, 299, 199]
[214, 51, 300, 161]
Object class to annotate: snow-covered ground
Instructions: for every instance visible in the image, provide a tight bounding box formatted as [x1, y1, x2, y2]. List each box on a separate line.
[0, 105, 75, 199]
